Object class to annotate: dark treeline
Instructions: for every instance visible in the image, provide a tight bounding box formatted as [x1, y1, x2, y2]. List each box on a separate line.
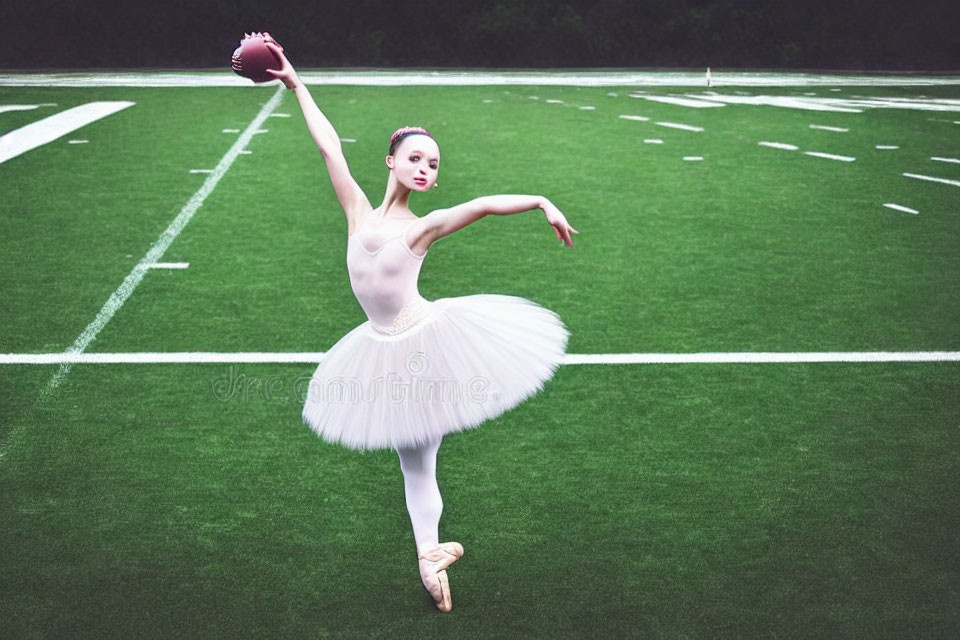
[4, 0, 958, 70]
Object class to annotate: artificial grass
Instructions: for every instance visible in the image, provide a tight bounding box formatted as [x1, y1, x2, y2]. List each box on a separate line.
[1, 362, 958, 638]
[2, 78, 959, 637]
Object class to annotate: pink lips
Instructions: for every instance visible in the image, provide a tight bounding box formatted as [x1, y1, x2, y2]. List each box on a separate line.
[414, 178, 427, 186]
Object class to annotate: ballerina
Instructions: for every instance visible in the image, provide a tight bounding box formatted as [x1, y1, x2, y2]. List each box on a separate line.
[264, 39, 578, 612]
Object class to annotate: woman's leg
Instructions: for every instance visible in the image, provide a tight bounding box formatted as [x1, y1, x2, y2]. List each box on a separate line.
[396, 438, 443, 554]
[397, 437, 464, 611]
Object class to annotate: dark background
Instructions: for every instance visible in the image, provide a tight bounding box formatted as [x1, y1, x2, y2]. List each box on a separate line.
[3, 0, 959, 70]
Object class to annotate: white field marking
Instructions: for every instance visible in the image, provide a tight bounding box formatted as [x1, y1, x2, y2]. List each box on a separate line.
[683, 156, 704, 161]
[529, 96, 539, 100]
[607, 92, 618, 97]
[6, 351, 960, 365]
[759, 141, 799, 150]
[809, 124, 848, 132]
[545, 99, 563, 104]
[254, 129, 269, 134]
[689, 94, 861, 113]
[631, 95, 725, 108]
[482, 99, 493, 103]
[222, 128, 240, 133]
[876, 145, 899, 149]
[269, 112, 291, 117]
[145, 262, 189, 269]
[903, 172, 960, 187]
[804, 151, 856, 162]
[619, 114, 650, 121]
[931, 156, 960, 164]
[340, 138, 356, 143]
[39, 85, 286, 396]
[803, 92, 817, 96]
[830, 88, 842, 92]
[655, 121, 704, 132]
[0, 101, 134, 164]
[6, 71, 960, 88]
[578, 106, 596, 110]
[67, 139, 88, 144]
[644, 139, 664, 144]
[240, 150, 252, 155]
[883, 203, 919, 215]
[0, 104, 42, 113]
[189, 169, 213, 174]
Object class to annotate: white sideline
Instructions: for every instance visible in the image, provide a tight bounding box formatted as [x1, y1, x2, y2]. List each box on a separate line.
[4, 71, 960, 88]
[6, 351, 960, 365]
[39, 85, 286, 396]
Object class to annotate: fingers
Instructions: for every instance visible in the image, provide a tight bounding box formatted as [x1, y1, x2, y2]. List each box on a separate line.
[262, 33, 283, 51]
[264, 42, 287, 63]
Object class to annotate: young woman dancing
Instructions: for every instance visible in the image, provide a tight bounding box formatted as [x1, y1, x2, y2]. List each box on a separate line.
[264, 40, 578, 612]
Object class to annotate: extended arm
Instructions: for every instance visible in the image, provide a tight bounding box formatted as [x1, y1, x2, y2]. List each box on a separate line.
[264, 41, 370, 219]
[421, 195, 579, 247]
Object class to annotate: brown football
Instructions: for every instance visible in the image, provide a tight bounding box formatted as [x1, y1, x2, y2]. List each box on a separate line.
[231, 32, 282, 83]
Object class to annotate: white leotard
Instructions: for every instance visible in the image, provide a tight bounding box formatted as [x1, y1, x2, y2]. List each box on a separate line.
[346, 213, 429, 334]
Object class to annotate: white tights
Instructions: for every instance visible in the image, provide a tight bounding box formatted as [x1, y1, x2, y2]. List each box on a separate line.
[396, 438, 443, 555]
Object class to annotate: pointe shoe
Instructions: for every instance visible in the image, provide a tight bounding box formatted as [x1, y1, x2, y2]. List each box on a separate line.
[418, 542, 463, 612]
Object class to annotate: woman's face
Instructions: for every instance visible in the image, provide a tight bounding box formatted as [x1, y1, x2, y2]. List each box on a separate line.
[388, 135, 440, 192]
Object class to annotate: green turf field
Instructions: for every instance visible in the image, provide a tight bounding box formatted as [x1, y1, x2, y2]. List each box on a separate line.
[1, 74, 959, 638]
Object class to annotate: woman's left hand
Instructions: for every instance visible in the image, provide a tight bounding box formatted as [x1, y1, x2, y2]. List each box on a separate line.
[542, 200, 580, 247]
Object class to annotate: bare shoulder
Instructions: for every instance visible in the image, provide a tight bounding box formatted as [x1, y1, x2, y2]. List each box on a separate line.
[406, 211, 442, 256]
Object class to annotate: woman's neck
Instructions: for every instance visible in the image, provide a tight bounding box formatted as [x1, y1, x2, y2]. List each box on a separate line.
[378, 174, 414, 218]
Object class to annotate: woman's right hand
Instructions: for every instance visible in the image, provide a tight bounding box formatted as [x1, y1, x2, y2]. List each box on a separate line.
[263, 37, 300, 90]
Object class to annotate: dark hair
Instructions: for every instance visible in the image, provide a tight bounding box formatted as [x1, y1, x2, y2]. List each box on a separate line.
[388, 126, 434, 156]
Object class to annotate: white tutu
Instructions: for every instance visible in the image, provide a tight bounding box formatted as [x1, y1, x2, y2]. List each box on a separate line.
[302, 294, 569, 451]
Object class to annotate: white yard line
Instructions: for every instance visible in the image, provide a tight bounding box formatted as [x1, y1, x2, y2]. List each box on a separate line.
[804, 151, 856, 162]
[654, 122, 704, 132]
[931, 156, 960, 164]
[630, 95, 725, 108]
[0, 104, 44, 113]
[903, 172, 960, 187]
[0, 101, 135, 164]
[145, 262, 190, 269]
[39, 85, 286, 396]
[759, 141, 798, 150]
[6, 351, 960, 365]
[619, 114, 650, 121]
[876, 145, 899, 149]
[809, 124, 848, 132]
[883, 203, 919, 214]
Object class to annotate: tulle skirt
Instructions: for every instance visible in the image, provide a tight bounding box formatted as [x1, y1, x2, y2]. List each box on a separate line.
[301, 294, 569, 451]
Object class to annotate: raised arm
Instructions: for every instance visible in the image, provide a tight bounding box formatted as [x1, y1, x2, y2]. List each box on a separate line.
[264, 40, 371, 221]
[419, 195, 579, 249]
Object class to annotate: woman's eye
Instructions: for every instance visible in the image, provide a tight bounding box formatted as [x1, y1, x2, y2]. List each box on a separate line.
[410, 155, 419, 162]
[430, 163, 438, 170]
